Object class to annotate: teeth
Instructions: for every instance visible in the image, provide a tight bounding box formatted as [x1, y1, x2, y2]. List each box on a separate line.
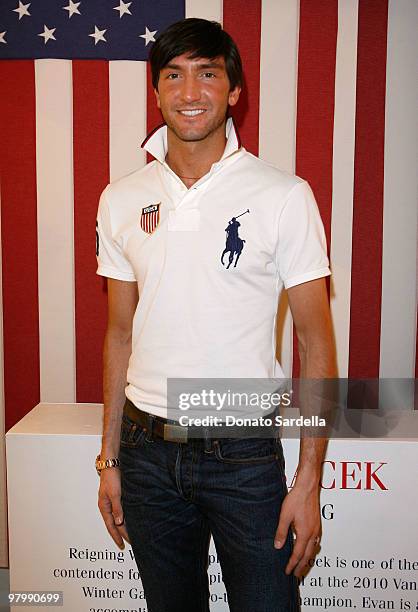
[179, 110, 205, 116]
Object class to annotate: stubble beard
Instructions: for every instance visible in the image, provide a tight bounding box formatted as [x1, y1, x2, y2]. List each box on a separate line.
[164, 109, 227, 143]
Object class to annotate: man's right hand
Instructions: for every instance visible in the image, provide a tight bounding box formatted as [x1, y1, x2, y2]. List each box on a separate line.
[98, 468, 131, 549]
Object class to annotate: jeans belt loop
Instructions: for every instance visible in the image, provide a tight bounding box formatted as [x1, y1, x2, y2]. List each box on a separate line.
[203, 427, 214, 453]
[146, 413, 155, 442]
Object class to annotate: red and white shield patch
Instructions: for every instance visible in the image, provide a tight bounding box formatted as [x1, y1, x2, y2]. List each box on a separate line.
[140, 203, 160, 234]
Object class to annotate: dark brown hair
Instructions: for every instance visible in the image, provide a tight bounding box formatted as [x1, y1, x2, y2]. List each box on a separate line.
[149, 18, 243, 91]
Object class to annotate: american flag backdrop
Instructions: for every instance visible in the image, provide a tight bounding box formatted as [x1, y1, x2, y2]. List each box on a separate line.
[0, 0, 417, 566]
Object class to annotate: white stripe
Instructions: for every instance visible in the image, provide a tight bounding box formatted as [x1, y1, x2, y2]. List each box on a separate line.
[259, 0, 299, 173]
[185, 0, 223, 23]
[35, 60, 76, 402]
[329, 0, 359, 377]
[0, 190, 8, 567]
[109, 61, 147, 183]
[379, 0, 418, 377]
[259, 0, 299, 377]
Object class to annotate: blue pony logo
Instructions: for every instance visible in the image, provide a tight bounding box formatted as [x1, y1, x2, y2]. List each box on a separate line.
[221, 209, 250, 269]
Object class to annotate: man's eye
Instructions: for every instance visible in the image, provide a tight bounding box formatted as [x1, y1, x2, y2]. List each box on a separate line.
[202, 72, 215, 78]
[167, 73, 180, 79]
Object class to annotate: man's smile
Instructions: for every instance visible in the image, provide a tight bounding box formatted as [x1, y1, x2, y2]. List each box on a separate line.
[177, 109, 207, 116]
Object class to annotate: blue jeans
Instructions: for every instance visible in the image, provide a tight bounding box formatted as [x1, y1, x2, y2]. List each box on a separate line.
[119, 411, 301, 612]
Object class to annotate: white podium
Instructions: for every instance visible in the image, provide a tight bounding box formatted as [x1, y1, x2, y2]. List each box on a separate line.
[6, 403, 418, 612]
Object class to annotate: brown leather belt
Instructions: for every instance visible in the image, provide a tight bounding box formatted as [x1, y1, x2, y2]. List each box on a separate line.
[124, 398, 190, 443]
[123, 399, 278, 444]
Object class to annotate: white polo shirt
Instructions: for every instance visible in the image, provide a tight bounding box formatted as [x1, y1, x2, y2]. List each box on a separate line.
[96, 118, 330, 417]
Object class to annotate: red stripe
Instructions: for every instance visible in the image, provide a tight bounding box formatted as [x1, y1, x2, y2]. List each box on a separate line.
[73, 61, 109, 402]
[146, 62, 163, 162]
[348, 0, 388, 378]
[293, 0, 338, 377]
[223, 0, 261, 156]
[0, 61, 40, 431]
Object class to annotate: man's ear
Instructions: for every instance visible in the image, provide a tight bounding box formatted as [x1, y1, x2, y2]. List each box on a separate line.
[154, 88, 161, 109]
[228, 86, 241, 108]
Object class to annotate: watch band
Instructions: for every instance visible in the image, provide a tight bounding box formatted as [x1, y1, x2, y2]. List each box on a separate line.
[95, 454, 120, 476]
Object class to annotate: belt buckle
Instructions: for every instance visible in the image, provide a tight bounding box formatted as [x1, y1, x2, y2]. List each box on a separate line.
[163, 423, 188, 443]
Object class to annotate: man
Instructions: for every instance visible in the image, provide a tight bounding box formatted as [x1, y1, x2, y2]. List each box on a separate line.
[96, 17, 336, 612]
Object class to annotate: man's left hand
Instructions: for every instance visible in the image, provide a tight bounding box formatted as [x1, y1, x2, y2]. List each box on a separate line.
[273, 485, 321, 577]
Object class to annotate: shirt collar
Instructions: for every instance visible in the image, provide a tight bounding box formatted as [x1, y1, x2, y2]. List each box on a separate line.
[141, 116, 242, 164]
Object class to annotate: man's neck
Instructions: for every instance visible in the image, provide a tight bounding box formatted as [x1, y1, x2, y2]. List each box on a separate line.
[165, 123, 227, 188]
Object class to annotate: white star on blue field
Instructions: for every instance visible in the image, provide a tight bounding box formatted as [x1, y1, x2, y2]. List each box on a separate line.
[0, 0, 184, 59]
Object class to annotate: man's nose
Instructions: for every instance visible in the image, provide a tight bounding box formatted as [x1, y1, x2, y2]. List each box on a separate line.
[180, 76, 201, 103]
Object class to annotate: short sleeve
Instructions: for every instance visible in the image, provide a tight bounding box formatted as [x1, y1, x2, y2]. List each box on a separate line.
[276, 181, 330, 289]
[96, 187, 136, 281]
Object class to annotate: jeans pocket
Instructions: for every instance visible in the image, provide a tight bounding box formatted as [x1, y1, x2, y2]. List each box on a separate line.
[214, 436, 278, 464]
[120, 413, 147, 449]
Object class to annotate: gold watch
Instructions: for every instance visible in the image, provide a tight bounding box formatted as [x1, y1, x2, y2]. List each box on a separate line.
[95, 454, 120, 476]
